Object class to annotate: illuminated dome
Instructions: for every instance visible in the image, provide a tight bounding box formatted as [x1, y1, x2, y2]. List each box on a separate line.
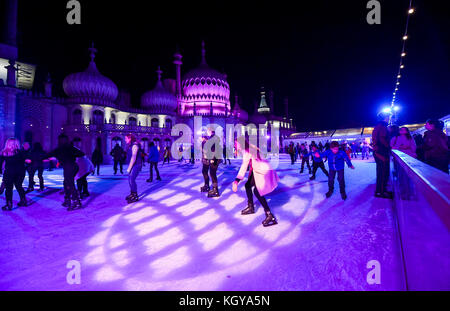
[141, 67, 178, 115]
[63, 45, 118, 106]
[181, 41, 230, 116]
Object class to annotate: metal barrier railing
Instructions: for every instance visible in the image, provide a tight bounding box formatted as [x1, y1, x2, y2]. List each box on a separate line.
[391, 150, 450, 290]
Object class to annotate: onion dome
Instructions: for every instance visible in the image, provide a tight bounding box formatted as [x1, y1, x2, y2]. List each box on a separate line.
[181, 41, 230, 115]
[63, 44, 118, 106]
[141, 67, 178, 115]
[232, 95, 248, 122]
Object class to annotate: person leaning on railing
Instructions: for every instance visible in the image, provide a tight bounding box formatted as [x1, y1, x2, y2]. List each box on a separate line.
[422, 119, 449, 174]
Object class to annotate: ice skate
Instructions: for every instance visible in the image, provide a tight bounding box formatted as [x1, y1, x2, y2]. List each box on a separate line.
[262, 211, 277, 227]
[241, 202, 255, 215]
[127, 192, 139, 203]
[207, 187, 220, 198]
[26, 186, 34, 193]
[2, 200, 13, 211]
[200, 184, 210, 193]
[62, 198, 71, 208]
[68, 199, 83, 211]
[325, 190, 333, 198]
[17, 198, 28, 207]
[309, 175, 315, 180]
[341, 192, 347, 200]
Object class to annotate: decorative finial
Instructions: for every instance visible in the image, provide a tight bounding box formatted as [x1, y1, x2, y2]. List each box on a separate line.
[88, 42, 97, 62]
[201, 40, 206, 64]
[156, 66, 162, 81]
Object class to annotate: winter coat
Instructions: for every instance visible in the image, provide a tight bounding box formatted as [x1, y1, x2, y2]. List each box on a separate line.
[110, 145, 124, 161]
[75, 156, 94, 180]
[306, 151, 325, 163]
[47, 145, 85, 167]
[92, 149, 103, 164]
[236, 150, 279, 196]
[372, 121, 390, 157]
[390, 135, 417, 158]
[423, 129, 448, 161]
[320, 150, 353, 171]
[148, 146, 160, 163]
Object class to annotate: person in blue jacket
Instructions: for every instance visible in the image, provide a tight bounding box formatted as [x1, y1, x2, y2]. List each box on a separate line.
[318, 141, 355, 200]
[147, 141, 161, 182]
[307, 144, 329, 180]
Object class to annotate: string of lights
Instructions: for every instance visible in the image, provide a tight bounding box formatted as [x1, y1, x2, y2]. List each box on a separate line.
[388, 0, 415, 124]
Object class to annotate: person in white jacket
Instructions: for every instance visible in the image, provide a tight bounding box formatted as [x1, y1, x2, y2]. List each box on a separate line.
[75, 155, 94, 199]
[390, 127, 417, 158]
[232, 138, 279, 227]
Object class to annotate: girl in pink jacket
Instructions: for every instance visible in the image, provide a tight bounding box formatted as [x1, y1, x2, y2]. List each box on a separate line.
[232, 139, 279, 227]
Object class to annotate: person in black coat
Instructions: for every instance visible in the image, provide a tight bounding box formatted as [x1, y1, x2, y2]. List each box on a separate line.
[372, 112, 392, 198]
[1, 138, 29, 211]
[92, 146, 103, 175]
[46, 134, 85, 210]
[26, 142, 47, 192]
[110, 143, 124, 175]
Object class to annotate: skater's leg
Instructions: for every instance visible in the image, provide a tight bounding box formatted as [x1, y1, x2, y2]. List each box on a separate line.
[245, 176, 254, 205]
[38, 167, 44, 189]
[328, 169, 336, 192]
[319, 162, 329, 177]
[311, 162, 319, 178]
[154, 162, 161, 179]
[202, 163, 210, 186]
[337, 169, 345, 194]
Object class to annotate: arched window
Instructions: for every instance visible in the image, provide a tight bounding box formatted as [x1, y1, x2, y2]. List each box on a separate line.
[129, 117, 137, 126]
[93, 110, 104, 125]
[141, 138, 149, 154]
[73, 109, 82, 124]
[151, 118, 159, 128]
[111, 113, 116, 124]
[166, 119, 173, 129]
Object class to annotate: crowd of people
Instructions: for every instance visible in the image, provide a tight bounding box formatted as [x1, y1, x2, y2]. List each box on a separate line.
[1, 116, 448, 227]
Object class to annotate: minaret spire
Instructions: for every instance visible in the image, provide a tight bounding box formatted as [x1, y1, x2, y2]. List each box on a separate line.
[156, 66, 163, 82]
[88, 42, 97, 62]
[201, 40, 207, 65]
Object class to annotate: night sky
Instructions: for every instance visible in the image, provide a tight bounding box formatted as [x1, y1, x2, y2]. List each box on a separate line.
[12, 0, 450, 131]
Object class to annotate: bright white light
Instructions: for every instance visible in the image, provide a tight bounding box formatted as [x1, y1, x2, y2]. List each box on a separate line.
[394, 106, 400, 111]
[383, 107, 392, 114]
[408, 8, 415, 14]
[402, 35, 408, 40]
[401, 52, 406, 57]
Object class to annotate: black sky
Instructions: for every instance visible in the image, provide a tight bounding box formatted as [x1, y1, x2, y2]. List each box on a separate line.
[11, 0, 450, 131]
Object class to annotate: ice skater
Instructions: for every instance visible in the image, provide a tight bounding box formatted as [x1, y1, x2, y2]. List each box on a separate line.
[200, 130, 221, 197]
[232, 138, 279, 227]
[146, 141, 161, 182]
[162, 147, 171, 165]
[76, 155, 94, 199]
[26, 142, 47, 192]
[46, 134, 85, 210]
[320, 141, 354, 200]
[308, 144, 329, 180]
[299, 143, 311, 174]
[92, 145, 103, 175]
[125, 134, 143, 203]
[1, 138, 30, 211]
[110, 143, 124, 175]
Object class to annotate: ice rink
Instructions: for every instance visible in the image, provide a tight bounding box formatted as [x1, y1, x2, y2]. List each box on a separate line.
[0, 155, 404, 290]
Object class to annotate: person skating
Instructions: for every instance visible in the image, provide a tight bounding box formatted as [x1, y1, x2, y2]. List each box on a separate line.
[76, 155, 94, 199]
[92, 146, 103, 175]
[361, 142, 370, 160]
[299, 143, 311, 174]
[308, 144, 329, 180]
[162, 147, 171, 165]
[372, 112, 392, 198]
[26, 142, 47, 192]
[200, 130, 222, 197]
[232, 138, 279, 227]
[321, 141, 355, 200]
[0, 157, 5, 195]
[288, 142, 295, 165]
[46, 134, 85, 210]
[1, 138, 30, 211]
[110, 143, 124, 175]
[22, 142, 33, 192]
[125, 134, 143, 203]
[146, 141, 161, 182]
